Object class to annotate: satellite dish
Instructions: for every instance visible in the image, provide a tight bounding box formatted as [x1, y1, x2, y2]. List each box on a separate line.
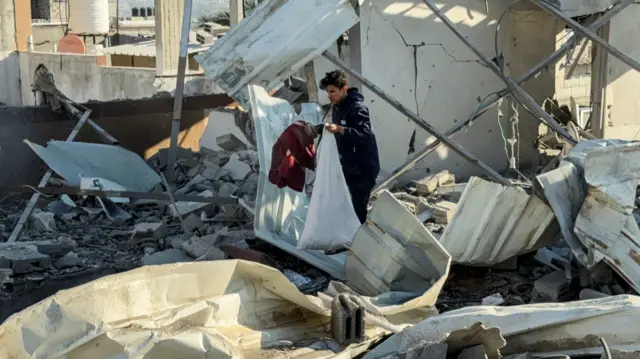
[58, 34, 86, 54]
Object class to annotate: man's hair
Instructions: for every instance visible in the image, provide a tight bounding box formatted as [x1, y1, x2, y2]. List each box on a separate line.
[319, 70, 348, 90]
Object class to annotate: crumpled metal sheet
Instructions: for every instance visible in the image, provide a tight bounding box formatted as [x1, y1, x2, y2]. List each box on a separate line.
[343, 190, 451, 314]
[438, 177, 557, 266]
[249, 85, 347, 280]
[364, 295, 640, 359]
[571, 141, 640, 291]
[195, 0, 359, 104]
[556, 0, 617, 17]
[25, 140, 161, 192]
[0, 260, 387, 359]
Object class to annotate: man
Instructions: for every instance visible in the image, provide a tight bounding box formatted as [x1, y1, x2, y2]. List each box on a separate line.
[318, 70, 380, 225]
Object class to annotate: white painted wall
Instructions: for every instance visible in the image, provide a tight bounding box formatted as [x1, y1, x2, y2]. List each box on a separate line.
[19, 52, 223, 105]
[358, 0, 555, 182]
[0, 0, 22, 106]
[600, 4, 640, 140]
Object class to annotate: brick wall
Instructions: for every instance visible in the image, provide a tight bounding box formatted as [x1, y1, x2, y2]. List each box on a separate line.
[555, 31, 592, 108]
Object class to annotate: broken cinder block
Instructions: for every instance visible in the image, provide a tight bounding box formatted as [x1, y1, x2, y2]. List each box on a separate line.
[0, 243, 50, 274]
[432, 201, 457, 225]
[222, 154, 252, 181]
[216, 133, 248, 152]
[416, 170, 455, 196]
[331, 293, 365, 345]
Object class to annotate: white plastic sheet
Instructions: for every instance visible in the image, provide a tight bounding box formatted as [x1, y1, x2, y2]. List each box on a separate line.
[249, 85, 347, 279]
[0, 260, 387, 359]
[299, 131, 360, 251]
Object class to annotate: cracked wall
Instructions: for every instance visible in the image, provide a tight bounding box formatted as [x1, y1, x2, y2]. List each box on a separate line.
[358, 0, 556, 182]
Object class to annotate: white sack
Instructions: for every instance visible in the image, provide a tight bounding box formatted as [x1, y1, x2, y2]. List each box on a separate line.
[299, 130, 361, 251]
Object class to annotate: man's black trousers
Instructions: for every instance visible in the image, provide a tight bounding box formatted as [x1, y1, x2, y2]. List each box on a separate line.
[344, 173, 376, 224]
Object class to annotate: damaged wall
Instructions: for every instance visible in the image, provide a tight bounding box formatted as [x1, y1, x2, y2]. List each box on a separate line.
[555, 33, 592, 108]
[0, 0, 23, 106]
[597, 4, 640, 140]
[18, 52, 223, 105]
[358, 1, 557, 181]
[0, 95, 233, 185]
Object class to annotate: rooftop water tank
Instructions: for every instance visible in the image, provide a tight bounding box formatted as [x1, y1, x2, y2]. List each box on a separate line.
[68, 0, 110, 35]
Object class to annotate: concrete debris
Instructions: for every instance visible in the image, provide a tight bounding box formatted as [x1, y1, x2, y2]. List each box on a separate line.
[54, 252, 83, 269]
[532, 271, 574, 302]
[458, 345, 488, 359]
[431, 201, 457, 225]
[0, 243, 50, 275]
[223, 153, 252, 181]
[30, 210, 57, 232]
[415, 170, 455, 196]
[142, 249, 192, 266]
[481, 293, 505, 306]
[183, 213, 204, 234]
[217, 133, 248, 152]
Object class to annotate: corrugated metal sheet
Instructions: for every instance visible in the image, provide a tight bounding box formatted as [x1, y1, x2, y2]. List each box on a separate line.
[572, 141, 640, 292]
[439, 177, 557, 266]
[345, 190, 451, 314]
[195, 0, 358, 104]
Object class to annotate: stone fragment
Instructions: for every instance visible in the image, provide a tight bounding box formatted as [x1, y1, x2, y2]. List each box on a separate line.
[217, 133, 248, 151]
[176, 175, 206, 195]
[132, 222, 166, 240]
[30, 210, 57, 232]
[432, 201, 457, 225]
[171, 190, 215, 217]
[0, 243, 50, 274]
[533, 271, 573, 302]
[31, 237, 77, 257]
[238, 172, 259, 197]
[223, 154, 252, 181]
[181, 228, 227, 258]
[217, 182, 238, 198]
[183, 213, 204, 233]
[416, 170, 455, 196]
[194, 246, 227, 261]
[142, 249, 193, 266]
[200, 163, 220, 178]
[481, 293, 504, 306]
[579, 288, 610, 300]
[55, 251, 83, 269]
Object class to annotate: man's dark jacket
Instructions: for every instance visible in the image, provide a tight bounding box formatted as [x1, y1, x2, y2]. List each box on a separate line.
[329, 88, 380, 178]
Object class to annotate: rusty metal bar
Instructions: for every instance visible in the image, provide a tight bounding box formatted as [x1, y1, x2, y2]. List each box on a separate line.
[322, 51, 512, 186]
[7, 110, 93, 242]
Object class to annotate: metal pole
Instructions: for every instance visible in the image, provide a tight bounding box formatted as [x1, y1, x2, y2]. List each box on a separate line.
[565, 39, 590, 80]
[322, 51, 512, 187]
[376, 1, 629, 193]
[420, 0, 577, 144]
[372, 0, 629, 193]
[8, 110, 93, 242]
[167, 0, 193, 183]
[530, 0, 640, 73]
[60, 99, 119, 145]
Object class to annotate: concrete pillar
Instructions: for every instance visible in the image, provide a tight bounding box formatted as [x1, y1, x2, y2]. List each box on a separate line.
[155, 0, 185, 76]
[230, 0, 244, 26]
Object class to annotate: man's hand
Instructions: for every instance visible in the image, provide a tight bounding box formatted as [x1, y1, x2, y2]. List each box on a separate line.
[325, 123, 345, 134]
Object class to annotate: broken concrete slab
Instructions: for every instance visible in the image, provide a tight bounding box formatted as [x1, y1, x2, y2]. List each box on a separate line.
[55, 252, 83, 269]
[181, 229, 227, 258]
[532, 271, 574, 302]
[218, 182, 238, 197]
[0, 243, 50, 274]
[193, 246, 227, 261]
[432, 201, 457, 225]
[142, 249, 193, 266]
[458, 345, 488, 359]
[24, 237, 77, 257]
[30, 210, 57, 232]
[183, 214, 204, 234]
[171, 190, 215, 217]
[222, 154, 252, 181]
[415, 170, 455, 196]
[131, 222, 166, 241]
[217, 133, 248, 152]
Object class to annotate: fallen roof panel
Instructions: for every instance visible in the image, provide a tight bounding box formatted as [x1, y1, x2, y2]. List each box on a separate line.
[195, 0, 359, 103]
[438, 177, 557, 266]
